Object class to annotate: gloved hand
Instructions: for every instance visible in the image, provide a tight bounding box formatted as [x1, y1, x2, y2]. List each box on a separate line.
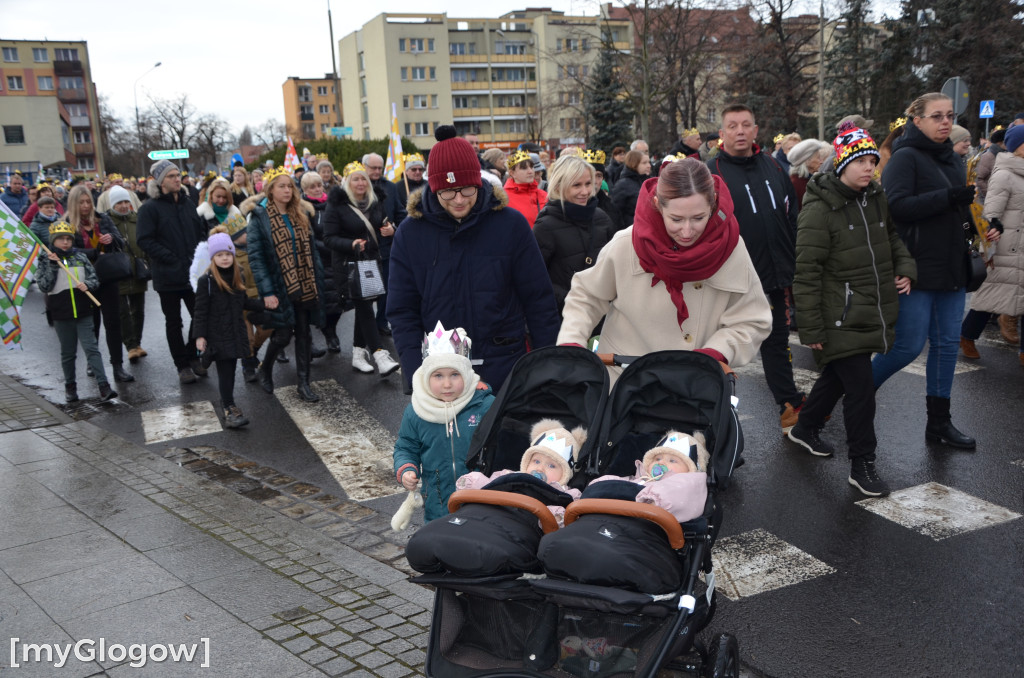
[948, 185, 976, 206]
[988, 217, 1005, 233]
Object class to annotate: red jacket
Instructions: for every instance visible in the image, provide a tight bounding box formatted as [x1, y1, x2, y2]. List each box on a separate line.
[503, 178, 547, 228]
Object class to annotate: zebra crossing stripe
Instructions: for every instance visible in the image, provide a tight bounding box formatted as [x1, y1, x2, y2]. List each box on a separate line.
[141, 401, 223, 445]
[856, 482, 1021, 540]
[711, 528, 835, 600]
[274, 379, 397, 501]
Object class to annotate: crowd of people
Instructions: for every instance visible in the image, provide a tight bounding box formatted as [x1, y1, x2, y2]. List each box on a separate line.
[5, 90, 1019, 502]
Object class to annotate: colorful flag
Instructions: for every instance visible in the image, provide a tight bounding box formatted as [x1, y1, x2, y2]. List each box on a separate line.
[384, 103, 405, 182]
[283, 137, 302, 175]
[0, 202, 42, 350]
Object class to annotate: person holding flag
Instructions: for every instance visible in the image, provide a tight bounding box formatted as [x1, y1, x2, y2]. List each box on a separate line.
[0, 201, 43, 350]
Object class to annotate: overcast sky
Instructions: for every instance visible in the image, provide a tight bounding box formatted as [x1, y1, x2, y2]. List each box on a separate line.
[2, 0, 900, 140]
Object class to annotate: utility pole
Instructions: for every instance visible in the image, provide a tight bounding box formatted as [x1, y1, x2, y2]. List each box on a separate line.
[328, 0, 344, 129]
[818, 0, 825, 140]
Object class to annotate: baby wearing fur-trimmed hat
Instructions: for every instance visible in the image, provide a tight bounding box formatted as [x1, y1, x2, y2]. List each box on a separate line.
[456, 418, 585, 526]
[589, 430, 709, 523]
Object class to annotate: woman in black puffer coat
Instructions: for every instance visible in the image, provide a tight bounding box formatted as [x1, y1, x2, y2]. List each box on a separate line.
[534, 155, 615, 316]
[322, 165, 400, 377]
[302, 172, 345, 353]
[610, 149, 651, 227]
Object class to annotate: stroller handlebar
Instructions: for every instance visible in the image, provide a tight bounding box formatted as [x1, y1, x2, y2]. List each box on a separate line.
[448, 489, 560, 534]
[564, 499, 686, 548]
[597, 352, 735, 379]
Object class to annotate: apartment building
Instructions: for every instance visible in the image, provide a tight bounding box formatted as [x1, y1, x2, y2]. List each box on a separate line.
[282, 74, 343, 141]
[338, 10, 632, 150]
[0, 39, 104, 178]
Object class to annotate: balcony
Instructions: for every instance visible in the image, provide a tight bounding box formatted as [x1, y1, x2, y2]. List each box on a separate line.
[451, 80, 535, 91]
[69, 115, 90, 128]
[53, 59, 83, 76]
[453, 106, 531, 119]
[58, 87, 87, 102]
[300, 112, 314, 121]
[449, 53, 535, 64]
[74, 142, 94, 155]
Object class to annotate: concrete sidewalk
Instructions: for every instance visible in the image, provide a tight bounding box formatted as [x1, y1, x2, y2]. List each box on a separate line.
[0, 374, 431, 677]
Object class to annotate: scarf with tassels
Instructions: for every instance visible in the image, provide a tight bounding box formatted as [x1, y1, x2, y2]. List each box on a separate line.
[631, 175, 739, 326]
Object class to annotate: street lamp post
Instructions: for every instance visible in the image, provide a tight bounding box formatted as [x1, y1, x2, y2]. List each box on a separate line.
[134, 62, 162, 175]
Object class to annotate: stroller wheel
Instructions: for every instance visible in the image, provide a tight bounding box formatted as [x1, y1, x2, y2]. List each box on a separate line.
[704, 633, 739, 678]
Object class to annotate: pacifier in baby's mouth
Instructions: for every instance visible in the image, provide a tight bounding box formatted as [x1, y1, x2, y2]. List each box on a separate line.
[650, 463, 669, 480]
[531, 471, 547, 481]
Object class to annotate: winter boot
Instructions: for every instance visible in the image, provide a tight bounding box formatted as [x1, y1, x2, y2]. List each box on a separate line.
[323, 326, 341, 353]
[112, 363, 135, 383]
[959, 337, 980, 359]
[178, 367, 197, 384]
[925, 396, 976, 450]
[258, 341, 286, 394]
[998, 314, 1020, 345]
[373, 349, 401, 377]
[65, 382, 79, 404]
[311, 344, 327, 359]
[848, 456, 890, 497]
[352, 347, 374, 373]
[295, 334, 320, 402]
[98, 382, 118, 401]
[276, 349, 289, 363]
[224, 405, 250, 428]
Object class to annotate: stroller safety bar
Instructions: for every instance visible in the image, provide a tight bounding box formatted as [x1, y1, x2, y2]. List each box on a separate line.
[563, 499, 686, 548]
[447, 489, 560, 534]
[597, 352, 736, 381]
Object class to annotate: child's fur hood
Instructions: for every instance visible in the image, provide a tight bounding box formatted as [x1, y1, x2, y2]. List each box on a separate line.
[405, 181, 509, 220]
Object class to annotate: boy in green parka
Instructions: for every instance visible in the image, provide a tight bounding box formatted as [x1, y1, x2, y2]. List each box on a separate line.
[789, 124, 917, 498]
[393, 322, 494, 522]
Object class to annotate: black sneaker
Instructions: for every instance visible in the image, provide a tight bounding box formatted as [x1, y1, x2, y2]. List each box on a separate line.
[311, 345, 327, 359]
[65, 382, 79, 404]
[98, 382, 118, 401]
[787, 421, 834, 457]
[224, 406, 250, 429]
[178, 367, 197, 385]
[849, 457, 890, 497]
[189, 358, 208, 377]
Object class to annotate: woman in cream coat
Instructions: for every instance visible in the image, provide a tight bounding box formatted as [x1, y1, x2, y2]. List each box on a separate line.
[558, 158, 771, 378]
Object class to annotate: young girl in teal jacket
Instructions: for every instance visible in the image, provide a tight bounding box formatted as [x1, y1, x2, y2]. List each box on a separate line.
[393, 323, 494, 522]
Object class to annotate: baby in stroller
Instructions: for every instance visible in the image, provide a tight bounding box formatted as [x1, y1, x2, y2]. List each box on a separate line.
[456, 418, 585, 526]
[588, 430, 710, 523]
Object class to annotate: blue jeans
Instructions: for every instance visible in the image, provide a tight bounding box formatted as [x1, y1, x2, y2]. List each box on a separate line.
[871, 288, 965, 398]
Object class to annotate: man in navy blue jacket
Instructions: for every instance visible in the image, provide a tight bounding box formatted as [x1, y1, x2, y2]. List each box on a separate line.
[387, 125, 559, 392]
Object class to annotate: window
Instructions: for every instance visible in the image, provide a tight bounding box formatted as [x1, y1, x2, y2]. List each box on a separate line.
[414, 122, 431, 136]
[453, 96, 479, 109]
[430, 67, 436, 80]
[297, 85, 311, 102]
[401, 38, 434, 53]
[32, 47, 48, 62]
[362, 104, 368, 122]
[559, 117, 582, 132]
[566, 39, 580, 52]
[59, 76, 84, 89]
[404, 123, 411, 136]
[402, 96, 409, 109]
[413, 94, 428, 109]
[493, 68, 525, 82]
[75, 157, 96, 170]
[498, 41, 526, 55]
[499, 120, 526, 134]
[54, 48, 79, 61]
[300, 104, 312, 115]
[495, 94, 524, 107]
[582, 39, 589, 51]
[66, 103, 87, 117]
[6, 76, 24, 91]
[3, 125, 25, 144]
[317, 85, 328, 95]
[411, 67, 426, 81]
[400, 67, 407, 81]
[360, 78, 366, 97]
[431, 94, 438, 108]
[450, 42, 474, 55]
[73, 131, 91, 143]
[319, 104, 329, 114]
[602, 29, 621, 43]
[3, 47, 19, 62]
[302, 123, 314, 137]
[561, 91, 581, 105]
[358, 52, 364, 71]
[38, 75, 54, 90]
[399, 38, 405, 52]
[321, 123, 329, 133]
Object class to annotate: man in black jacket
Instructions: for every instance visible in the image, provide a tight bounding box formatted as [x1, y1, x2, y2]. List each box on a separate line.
[709, 103, 804, 434]
[137, 160, 208, 385]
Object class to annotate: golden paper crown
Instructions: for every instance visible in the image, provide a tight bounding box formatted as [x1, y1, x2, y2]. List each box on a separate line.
[773, 133, 785, 144]
[315, 153, 330, 161]
[583, 149, 606, 164]
[560, 147, 585, 159]
[342, 161, 366, 178]
[107, 173, 123, 181]
[993, 125, 1005, 132]
[661, 152, 690, 166]
[889, 117, 907, 132]
[48, 221, 75, 238]
[421, 321, 472, 360]
[36, 181, 52, 191]
[682, 127, 700, 138]
[507, 149, 533, 167]
[262, 166, 291, 187]
[403, 153, 424, 164]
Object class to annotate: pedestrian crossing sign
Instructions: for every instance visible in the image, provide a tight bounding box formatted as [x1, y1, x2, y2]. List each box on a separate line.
[980, 100, 995, 119]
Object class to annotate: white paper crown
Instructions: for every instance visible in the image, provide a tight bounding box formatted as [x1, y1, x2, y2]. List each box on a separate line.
[661, 433, 697, 460]
[536, 433, 573, 462]
[421, 321, 472, 360]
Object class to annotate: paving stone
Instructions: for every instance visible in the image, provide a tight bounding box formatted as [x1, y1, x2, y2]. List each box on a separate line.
[319, 656, 357, 676]
[308, 493, 344, 509]
[263, 473, 300, 487]
[285, 482, 323, 499]
[360, 627, 395, 644]
[301, 512, 340, 528]
[321, 606, 353, 621]
[387, 623, 422, 638]
[308, 578, 339, 593]
[362, 541, 407, 562]
[264, 624, 301, 641]
[249, 616, 281, 631]
[326, 501, 376, 521]
[408, 612, 432, 627]
[293, 571, 322, 584]
[300, 599, 334, 614]
[280, 503, 320, 520]
[390, 603, 425, 618]
[353, 604, 389, 620]
[341, 532, 384, 549]
[300, 644, 339, 665]
[311, 561, 344, 574]
[379, 638, 414, 655]
[339, 618, 375, 634]
[277, 607, 312, 621]
[354, 584, 387, 597]
[337, 639, 373, 658]
[356, 650, 393, 669]
[279, 565, 309, 576]
[298, 619, 335, 635]
[375, 662, 413, 678]
[318, 630, 353, 647]
[282, 635, 317, 654]
[397, 649, 427, 666]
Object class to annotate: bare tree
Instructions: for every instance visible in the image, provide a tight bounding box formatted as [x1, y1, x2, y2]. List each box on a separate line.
[193, 114, 233, 170]
[146, 93, 200, 153]
[253, 118, 288, 149]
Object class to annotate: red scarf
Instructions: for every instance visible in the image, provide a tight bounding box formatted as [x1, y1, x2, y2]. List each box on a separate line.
[631, 175, 739, 327]
[79, 215, 100, 251]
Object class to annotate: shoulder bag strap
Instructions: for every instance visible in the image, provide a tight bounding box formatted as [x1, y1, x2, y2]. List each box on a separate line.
[348, 205, 379, 245]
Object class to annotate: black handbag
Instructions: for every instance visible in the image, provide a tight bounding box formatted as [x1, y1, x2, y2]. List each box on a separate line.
[93, 251, 133, 282]
[964, 246, 987, 293]
[133, 257, 152, 281]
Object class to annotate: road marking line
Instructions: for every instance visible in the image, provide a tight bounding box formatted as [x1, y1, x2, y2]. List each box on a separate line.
[141, 401, 223, 445]
[274, 379, 396, 501]
[856, 482, 1021, 540]
[711, 528, 835, 601]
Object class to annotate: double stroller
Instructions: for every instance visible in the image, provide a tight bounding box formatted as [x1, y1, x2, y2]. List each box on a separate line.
[406, 346, 743, 677]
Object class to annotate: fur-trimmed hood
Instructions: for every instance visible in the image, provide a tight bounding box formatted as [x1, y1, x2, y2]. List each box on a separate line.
[196, 200, 243, 222]
[147, 178, 191, 202]
[406, 182, 509, 220]
[238, 193, 314, 219]
[326, 182, 388, 209]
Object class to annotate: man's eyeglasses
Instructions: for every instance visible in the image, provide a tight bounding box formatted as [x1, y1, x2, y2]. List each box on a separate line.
[366, 165, 384, 171]
[921, 112, 955, 122]
[437, 186, 478, 201]
[407, 167, 424, 172]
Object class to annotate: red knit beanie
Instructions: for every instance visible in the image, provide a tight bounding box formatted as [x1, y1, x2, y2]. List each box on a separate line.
[427, 125, 482, 192]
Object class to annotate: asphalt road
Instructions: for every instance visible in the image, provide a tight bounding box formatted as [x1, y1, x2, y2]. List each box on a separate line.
[3, 288, 1022, 677]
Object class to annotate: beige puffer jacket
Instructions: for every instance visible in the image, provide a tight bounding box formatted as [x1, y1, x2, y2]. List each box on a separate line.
[975, 153, 1024, 315]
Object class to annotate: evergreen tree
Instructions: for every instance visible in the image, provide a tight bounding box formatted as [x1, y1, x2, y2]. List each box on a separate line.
[824, 0, 885, 138]
[586, 49, 633, 152]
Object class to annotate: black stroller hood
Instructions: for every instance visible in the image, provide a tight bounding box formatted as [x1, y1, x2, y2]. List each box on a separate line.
[467, 346, 609, 489]
[595, 350, 742, 489]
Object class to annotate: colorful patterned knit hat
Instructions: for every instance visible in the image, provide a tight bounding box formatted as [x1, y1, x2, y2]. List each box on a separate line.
[833, 122, 880, 176]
